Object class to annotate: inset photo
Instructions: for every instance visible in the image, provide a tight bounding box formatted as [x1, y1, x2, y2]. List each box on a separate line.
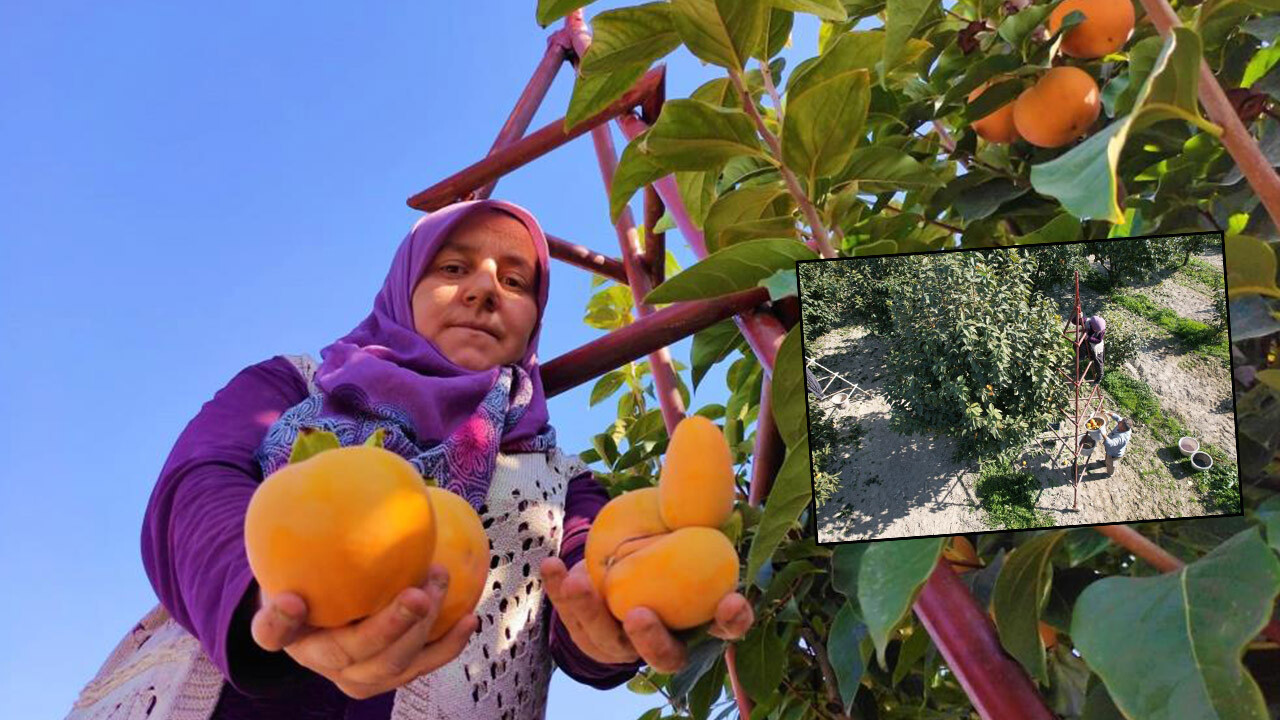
[798, 232, 1242, 544]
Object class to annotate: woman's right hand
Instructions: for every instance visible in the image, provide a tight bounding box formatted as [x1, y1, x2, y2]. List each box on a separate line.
[249, 565, 479, 699]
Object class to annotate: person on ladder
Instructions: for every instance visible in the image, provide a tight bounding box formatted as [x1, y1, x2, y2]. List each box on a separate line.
[1069, 311, 1106, 385]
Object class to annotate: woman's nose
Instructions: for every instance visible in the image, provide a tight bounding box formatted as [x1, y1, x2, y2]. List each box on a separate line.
[462, 262, 500, 306]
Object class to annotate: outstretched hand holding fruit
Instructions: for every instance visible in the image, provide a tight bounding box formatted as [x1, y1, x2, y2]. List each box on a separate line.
[243, 430, 490, 698]
[249, 570, 478, 699]
[544, 416, 755, 673]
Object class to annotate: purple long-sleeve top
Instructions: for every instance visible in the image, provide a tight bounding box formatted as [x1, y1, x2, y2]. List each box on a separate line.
[140, 356, 639, 719]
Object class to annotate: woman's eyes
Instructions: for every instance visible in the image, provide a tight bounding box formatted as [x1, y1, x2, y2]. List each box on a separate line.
[436, 262, 530, 291]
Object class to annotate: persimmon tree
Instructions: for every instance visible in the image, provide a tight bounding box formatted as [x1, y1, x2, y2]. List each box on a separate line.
[882, 250, 1071, 461]
[528, 0, 1280, 718]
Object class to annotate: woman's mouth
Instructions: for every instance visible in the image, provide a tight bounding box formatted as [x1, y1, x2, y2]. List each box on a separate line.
[451, 322, 500, 340]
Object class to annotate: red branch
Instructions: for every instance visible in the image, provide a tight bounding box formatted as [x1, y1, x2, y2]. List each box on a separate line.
[1131, 0, 1280, 227]
[475, 29, 571, 200]
[406, 66, 664, 211]
[913, 562, 1057, 720]
[546, 233, 629, 284]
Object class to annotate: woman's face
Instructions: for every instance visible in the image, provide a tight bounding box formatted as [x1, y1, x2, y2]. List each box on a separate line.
[411, 209, 541, 372]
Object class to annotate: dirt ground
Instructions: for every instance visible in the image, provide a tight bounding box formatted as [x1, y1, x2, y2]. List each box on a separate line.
[1071, 248, 1236, 461]
[810, 326, 1210, 543]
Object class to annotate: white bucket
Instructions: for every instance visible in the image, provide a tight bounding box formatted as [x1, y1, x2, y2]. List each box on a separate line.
[1190, 451, 1213, 471]
[1178, 437, 1199, 457]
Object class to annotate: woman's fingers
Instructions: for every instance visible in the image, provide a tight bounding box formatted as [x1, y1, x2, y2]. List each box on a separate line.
[541, 558, 636, 663]
[559, 564, 635, 658]
[251, 591, 310, 652]
[337, 568, 450, 684]
[401, 612, 480, 680]
[708, 593, 754, 641]
[622, 607, 686, 674]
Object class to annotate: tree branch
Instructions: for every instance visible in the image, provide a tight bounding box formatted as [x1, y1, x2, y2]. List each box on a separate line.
[729, 67, 838, 259]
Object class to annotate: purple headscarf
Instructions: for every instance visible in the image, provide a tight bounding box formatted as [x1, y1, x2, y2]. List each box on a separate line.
[256, 199, 557, 509]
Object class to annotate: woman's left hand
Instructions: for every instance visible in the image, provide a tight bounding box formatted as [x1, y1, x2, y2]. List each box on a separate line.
[540, 557, 754, 673]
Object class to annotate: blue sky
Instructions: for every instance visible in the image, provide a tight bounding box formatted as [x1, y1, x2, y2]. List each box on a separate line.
[0, 2, 821, 717]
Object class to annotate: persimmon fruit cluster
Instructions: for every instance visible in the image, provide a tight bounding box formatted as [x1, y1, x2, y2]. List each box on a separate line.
[584, 415, 741, 630]
[244, 431, 488, 639]
[968, 0, 1133, 148]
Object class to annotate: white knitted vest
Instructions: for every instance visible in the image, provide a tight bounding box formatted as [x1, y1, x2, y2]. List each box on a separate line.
[67, 354, 583, 720]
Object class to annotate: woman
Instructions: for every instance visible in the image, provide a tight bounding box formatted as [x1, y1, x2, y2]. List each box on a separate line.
[87, 200, 751, 720]
[1069, 311, 1106, 384]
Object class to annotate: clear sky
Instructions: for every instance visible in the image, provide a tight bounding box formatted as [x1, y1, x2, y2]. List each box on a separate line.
[0, 2, 821, 717]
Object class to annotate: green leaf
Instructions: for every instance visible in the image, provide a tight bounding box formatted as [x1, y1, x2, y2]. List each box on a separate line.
[792, 30, 930, 91]
[626, 672, 661, 695]
[670, 0, 770, 70]
[703, 184, 796, 251]
[759, 268, 798, 300]
[762, 8, 795, 60]
[1031, 28, 1216, 224]
[1072, 529, 1280, 720]
[991, 530, 1066, 685]
[840, 146, 943, 193]
[782, 53, 871, 181]
[590, 369, 627, 406]
[567, 61, 649, 132]
[644, 237, 816, 304]
[668, 637, 727, 699]
[997, 3, 1054, 47]
[289, 427, 342, 464]
[1015, 213, 1082, 245]
[690, 320, 743, 391]
[1253, 495, 1280, 553]
[1226, 234, 1280, 299]
[828, 603, 870, 713]
[536, 0, 596, 27]
[677, 169, 722, 229]
[1064, 528, 1112, 566]
[883, 0, 938, 80]
[607, 130, 669, 222]
[772, 325, 808, 448]
[361, 427, 387, 449]
[769, 0, 847, 21]
[644, 99, 768, 169]
[891, 625, 931, 687]
[953, 177, 1029, 221]
[688, 657, 725, 720]
[580, 3, 681, 75]
[858, 537, 946, 668]
[1229, 296, 1280, 340]
[1081, 682, 1127, 720]
[746, 436, 814, 581]
[832, 542, 869, 603]
[735, 620, 789, 702]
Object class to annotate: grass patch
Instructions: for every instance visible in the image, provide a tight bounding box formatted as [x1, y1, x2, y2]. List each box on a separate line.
[974, 459, 1053, 530]
[1108, 292, 1228, 362]
[1100, 370, 1240, 512]
[1100, 372, 1183, 442]
[1189, 459, 1241, 514]
[1179, 259, 1226, 293]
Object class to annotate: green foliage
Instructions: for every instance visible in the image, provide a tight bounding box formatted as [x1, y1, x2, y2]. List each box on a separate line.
[882, 250, 1071, 460]
[1071, 529, 1280, 720]
[796, 260, 857, 340]
[1100, 313, 1142, 371]
[1027, 243, 1092, 295]
[975, 459, 1055, 530]
[1087, 235, 1204, 289]
[559, 2, 1280, 717]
